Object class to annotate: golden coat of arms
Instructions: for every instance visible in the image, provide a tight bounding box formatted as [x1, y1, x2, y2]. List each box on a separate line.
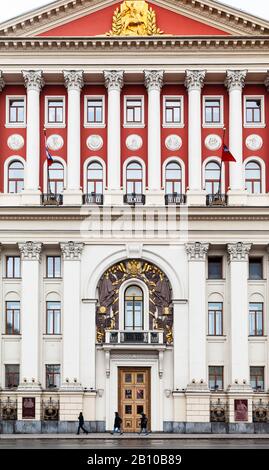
[107, 1, 163, 36]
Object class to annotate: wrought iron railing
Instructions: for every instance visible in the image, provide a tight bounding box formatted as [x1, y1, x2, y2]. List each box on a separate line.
[124, 193, 146, 205]
[252, 399, 269, 423]
[206, 193, 228, 207]
[210, 398, 228, 422]
[42, 397, 60, 421]
[165, 193, 186, 205]
[83, 193, 103, 205]
[105, 330, 164, 344]
[0, 397, 18, 420]
[41, 193, 63, 206]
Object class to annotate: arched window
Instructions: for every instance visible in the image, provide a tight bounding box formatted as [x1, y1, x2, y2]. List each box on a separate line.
[8, 160, 24, 193]
[205, 161, 221, 194]
[124, 285, 143, 331]
[245, 161, 261, 194]
[126, 162, 143, 194]
[165, 161, 182, 194]
[48, 161, 64, 194]
[87, 161, 103, 194]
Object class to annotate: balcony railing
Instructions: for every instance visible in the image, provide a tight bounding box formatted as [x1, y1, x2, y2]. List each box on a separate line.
[105, 330, 164, 345]
[165, 193, 186, 205]
[206, 193, 227, 207]
[83, 193, 103, 205]
[124, 193, 145, 205]
[41, 193, 63, 206]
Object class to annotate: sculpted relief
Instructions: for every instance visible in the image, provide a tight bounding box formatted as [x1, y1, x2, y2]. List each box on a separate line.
[107, 1, 163, 36]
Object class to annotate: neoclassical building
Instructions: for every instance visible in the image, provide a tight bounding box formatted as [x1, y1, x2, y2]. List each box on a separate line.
[0, 0, 269, 433]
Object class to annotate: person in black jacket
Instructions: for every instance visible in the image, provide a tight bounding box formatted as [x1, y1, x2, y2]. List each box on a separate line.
[77, 412, 89, 435]
[111, 412, 123, 434]
[139, 413, 149, 435]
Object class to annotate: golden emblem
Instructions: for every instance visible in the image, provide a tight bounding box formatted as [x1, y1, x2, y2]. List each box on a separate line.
[106, 1, 163, 36]
[99, 306, 107, 314]
[127, 260, 142, 276]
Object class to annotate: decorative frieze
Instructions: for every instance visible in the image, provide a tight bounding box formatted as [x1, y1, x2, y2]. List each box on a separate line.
[144, 70, 164, 92]
[60, 241, 84, 260]
[63, 70, 84, 91]
[22, 70, 44, 91]
[18, 241, 42, 261]
[0, 70, 5, 92]
[184, 70, 206, 91]
[225, 70, 247, 91]
[104, 70, 124, 92]
[227, 242, 252, 262]
[185, 242, 209, 261]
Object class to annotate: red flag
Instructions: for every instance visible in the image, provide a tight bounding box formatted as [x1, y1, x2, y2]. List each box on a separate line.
[222, 144, 236, 162]
[44, 128, 54, 167]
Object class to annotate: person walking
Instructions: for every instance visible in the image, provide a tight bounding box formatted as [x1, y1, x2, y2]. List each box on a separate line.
[139, 413, 149, 435]
[77, 412, 89, 435]
[111, 411, 123, 435]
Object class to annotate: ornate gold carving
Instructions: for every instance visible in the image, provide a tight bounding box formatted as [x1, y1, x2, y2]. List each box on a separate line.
[99, 306, 107, 314]
[127, 260, 142, 276]
[106, 1, 163, 36]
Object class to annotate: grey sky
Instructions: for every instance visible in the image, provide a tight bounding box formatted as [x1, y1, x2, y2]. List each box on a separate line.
[0, 0, 268, 23]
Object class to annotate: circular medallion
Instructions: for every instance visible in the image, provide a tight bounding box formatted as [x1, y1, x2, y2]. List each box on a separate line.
[245, 134, 263, 151]
[165, 135, 182, 151]
[126, 134, 143, 151]
[87, 135, 103, 151]
[205, 134, 222, 151]
[7, 134, 24, 151]
[46, 134, 64, 151]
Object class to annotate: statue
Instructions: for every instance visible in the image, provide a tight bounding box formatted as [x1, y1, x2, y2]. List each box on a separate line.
[106, 1, 163, 36]
[98, 273, 114, 309]
[153, 274, 172, 308]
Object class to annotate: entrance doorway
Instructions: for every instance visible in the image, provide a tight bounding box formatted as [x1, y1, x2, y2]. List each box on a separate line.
[118, 367, 150, 433]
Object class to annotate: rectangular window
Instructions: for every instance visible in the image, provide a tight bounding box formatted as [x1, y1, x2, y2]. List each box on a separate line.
[208, 302, 223, 336]
[5, 365, 20, 389]
[208, 256, 223, 279]
[204, 98, 221, 124]
[46, 364, 61, 389]
[209, 366, 224, 391]
[48, 98, 64, 124]
[249, 258, 263, 280]
[86, 98, 104, 124]
[6, 301, 20, 335]
[163, 97, 182, 125]
[9, 98, 25, 124]
[46, 256, 61, 278]
[46, 301, 61, 335]
[250, 366, 264, 392]
[245, 98, 262, 124]
[6, 256, 21, 278]
[249, 303, 263, 336]
[125, 97, 143, 125]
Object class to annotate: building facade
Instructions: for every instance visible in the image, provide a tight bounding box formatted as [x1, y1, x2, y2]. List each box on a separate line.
[0, 0, 269, 433]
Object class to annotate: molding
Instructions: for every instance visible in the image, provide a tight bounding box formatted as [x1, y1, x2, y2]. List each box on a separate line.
[144, 70, 164, 92]
[202, 95, 224, 128]
[162, 156, 186, 193]
[18, 241, 42, 261]
[84, 94, 105, 127]
[185, 70, 206, 91]
[5, 95, 26, 127]
[104, 70, 124, 92]
[227, 242, 252, 262]
[225, 69, 247, 91]
[63, 69, 84, 91]
[162, 95, 184, 127]
[22, 70, 44, 92]
[44, 95, 66, 128]
[60, 241, 84, 260]
[243, 95, 265, 128]
[185, 242, 210, 260]
[4, 155, 25, 194]
[123, 95, 145, 127]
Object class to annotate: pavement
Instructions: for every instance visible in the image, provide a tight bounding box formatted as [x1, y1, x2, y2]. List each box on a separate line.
[1, 433, 269, 439]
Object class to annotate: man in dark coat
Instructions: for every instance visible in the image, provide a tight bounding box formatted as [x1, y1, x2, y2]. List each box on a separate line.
[111, 411, 123, 434]
[139, 413, 149, 435]
[77, 412, 89, 435]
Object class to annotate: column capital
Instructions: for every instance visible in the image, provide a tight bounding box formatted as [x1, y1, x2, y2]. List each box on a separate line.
[63, 70, 84, 91]
[227, 242, 252, 262]
[265, 71, 269, 91]
[104, 70, 124, 92]
[185, 242, 209, 261]
[18, 241, 42, 261]
[60, 241, 84, 260]
[0, 71, 5, 92]
[144, 70, 164, 92]
[184, 70, 206, 91]
[22, 70, 44, 92]
[225, 70, 247, 92]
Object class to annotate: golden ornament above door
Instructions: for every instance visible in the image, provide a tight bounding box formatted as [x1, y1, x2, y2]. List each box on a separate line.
[106, 1, 164, 36]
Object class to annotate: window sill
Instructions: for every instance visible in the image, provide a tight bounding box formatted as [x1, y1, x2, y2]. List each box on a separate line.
[207, 278, 226, 281]
[44, 123, 66, 129]
[5, 123, 26, 128]
[207, 336, 227, 342]
[2, 335, 21, 339]
[123, 123, 145, 128]
[244, 123, 266, 128]
[43, 335, 62, 340]
[3, 277, 22, 281]
[43, 277, 63, 281]
[162, 124, 184, 128]
[84, 123, 106, 128]
[202, 124, 224, 128]
[248, 278, 266, 282]
[248, 336, 267, 340]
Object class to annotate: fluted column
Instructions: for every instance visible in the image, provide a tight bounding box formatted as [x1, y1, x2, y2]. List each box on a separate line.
[18, 242, 42, 388]
[22, 71, 44, 198]
[225, 70, 247, 193]
[104, 71, 124, 193]
[63, 70, 84, 204]
[60, 242, 84, 387]
[144, 70, 164, 192]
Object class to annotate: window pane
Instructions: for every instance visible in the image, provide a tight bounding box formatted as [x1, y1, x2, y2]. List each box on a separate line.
[47, 311, 54, 334]
[249, 258, 263, 280]
[208, 257, 222, 279]
[54, 310, 61, 334]
[216, 311, 222, 335]
[249, 311, 255, 336]
[208, 311, 215, 335]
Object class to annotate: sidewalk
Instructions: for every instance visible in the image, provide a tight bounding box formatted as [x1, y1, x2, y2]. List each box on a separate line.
[1, 433, 269, 439]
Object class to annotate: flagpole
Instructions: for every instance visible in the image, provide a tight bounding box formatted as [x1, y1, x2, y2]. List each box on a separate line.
[218, 127, 226, 195]
[44, 127, 52, 196]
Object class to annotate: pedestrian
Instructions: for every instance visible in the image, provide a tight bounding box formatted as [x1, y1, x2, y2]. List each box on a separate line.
[139, 413, 149, 435]
[111, 411, 123, 434]
[77, 412, 89, 435]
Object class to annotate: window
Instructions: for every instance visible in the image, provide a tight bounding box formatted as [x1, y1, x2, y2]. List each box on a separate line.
[249, 258, 263, 280]
[47, 98, 64, 125]
[209, 366, 224, 391]
[163, 97, 182, 126]
[204, 98, 221, 124]
[6, 301, 20, 335]
[5, 365, 20, 389]
[46, 256, 61, 278]
[48, 162, 64, 194]
[208, 302, 223, 336]
[125, 97, 144, 125]
[46, 301, 61, 335]
[205, 162, 221, 194]
[124, 286, 144, 331]
[87, 161, 103, 194]
[249, 303, 263, 336]
[245, 98, 262, 124]
[6, 256, 21, 278]
[245, 161, 261, 194]
[208, 257, 223, 279]
[46, 364, 61, 389]
[7, 97, 25, 125]
[126, 162, 143, 194]
[250, 366, 264, 392]
[8, 161, 24, 194]
[165, 162, 182, 194]
[85, 97, 104, 126]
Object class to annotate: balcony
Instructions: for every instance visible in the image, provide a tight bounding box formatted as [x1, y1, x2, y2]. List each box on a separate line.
[41, 193, 63, 206]
[165, 193, 186, 205]
[83, 193, 103, 205]
[105, 330, 164, 345]
[124, 193, 145, 205]
[206, 193, 227, 207]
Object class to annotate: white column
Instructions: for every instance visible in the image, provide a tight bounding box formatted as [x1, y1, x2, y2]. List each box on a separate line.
[22, 71, 44, 200]
[173, 300, 188, 390]
[104, 70, 124, 194]
[60, 241, 84, 387]
[63, 70, 84, 204]
[185, 242, 209, 384]
[227, 242, 251, 385]
[80, 299, 97, 389]
[225, 70, 247, 193]
[18, 242, 42, 388]
[185, 70, 206, 204]
[144, 70, 164, 193]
